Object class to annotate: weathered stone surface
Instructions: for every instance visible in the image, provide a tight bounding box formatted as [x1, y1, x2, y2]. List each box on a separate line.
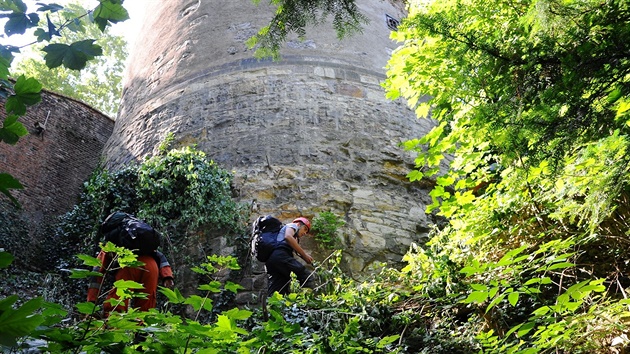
[103, 0, 437, 278]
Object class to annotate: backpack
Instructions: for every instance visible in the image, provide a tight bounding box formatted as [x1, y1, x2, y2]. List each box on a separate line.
[250, 215, 284, 262]
[100, 212, 161, 256]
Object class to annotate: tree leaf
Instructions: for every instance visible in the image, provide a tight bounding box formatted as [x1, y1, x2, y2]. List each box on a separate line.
[75, 301, 97, 315]
[508, 292, 519, 306]
[42, 40, 103, 70]
[4, 75, 42, 115]
[463, 291, 488, 304]
[377, 335, 400, 348]
[3, 11, 39, 36]
[224, 307, 252, 321]
[0, 173, 22, 207]
[159, 287, 185, 304]
[184, 295, 211, 312]
[545, 262, 575, 271]
[224, 281, 243, 294]
[0, 0, 27, 12]
[0, 114, 28, 144]
[0, 56, 10, 80]
[92, 0, 129, 32]
[35, 3, 64, 12]
[113, 279, 144, 290]
[517, 321, 536, 337]
[198, 280, 222, 293]
[0, 297, 44, 347]
[76, 254, 102, 268]
[0, 251, 14, 268]
[68, 269, 103, 279]
[0, 173, 23, 190]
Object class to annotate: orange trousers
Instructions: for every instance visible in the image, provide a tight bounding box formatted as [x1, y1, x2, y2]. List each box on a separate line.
[103, 255, 158, 314]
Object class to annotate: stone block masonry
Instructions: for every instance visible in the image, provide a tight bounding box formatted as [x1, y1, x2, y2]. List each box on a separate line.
[103, 0, 438, 302]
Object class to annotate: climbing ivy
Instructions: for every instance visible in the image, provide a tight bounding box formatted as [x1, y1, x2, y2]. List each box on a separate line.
[49, 144, 249, 310]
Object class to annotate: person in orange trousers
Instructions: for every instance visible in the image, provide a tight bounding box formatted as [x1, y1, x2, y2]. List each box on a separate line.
[87, 250, 174, 316]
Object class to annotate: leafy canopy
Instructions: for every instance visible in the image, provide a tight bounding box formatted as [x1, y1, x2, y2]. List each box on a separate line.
[384, 0, 630, 351]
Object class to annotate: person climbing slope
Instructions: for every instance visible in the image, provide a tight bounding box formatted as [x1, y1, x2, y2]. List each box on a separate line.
[86, 212, 175, 316]
[265, 217, 315, 296]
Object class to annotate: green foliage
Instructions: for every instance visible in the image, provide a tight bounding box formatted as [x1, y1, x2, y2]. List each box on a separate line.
[0, 73, 40, 207]
[2, 246, 255, 353]
[0, 173, 22, 206]
[91, 0, 129, 32]
[13, 2, 128, 116]
[1, 246, 468, 353]
[248, 0, 368, 59]
[383, 0, 630, 352]
[41, 39, 102, 70]
[0, 295, 44, 347]
[3, 74, 41, 116]
[0, 249, 13, 268]
[311, 211, 345, 249]
[4, 0, 630, 352]
[50, 143, 248, 313]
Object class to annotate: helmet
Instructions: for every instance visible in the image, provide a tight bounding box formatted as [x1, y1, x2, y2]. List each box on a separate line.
[292, 217, 311, 232]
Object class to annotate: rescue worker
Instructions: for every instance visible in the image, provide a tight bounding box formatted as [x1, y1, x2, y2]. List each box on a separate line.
[87, 249, 174, 315]
[265, 217, 315, 296]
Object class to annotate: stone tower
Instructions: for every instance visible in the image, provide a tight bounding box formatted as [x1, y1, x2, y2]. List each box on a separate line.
[102, 0, 436, 275]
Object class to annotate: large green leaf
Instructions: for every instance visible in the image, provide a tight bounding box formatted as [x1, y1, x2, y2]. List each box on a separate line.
[159, 287, 186, 304]
[0, 296, 44, 347]
[0, 114, 28, 144]
[0, 251, 14, 268]
[0, 56, 9, 81]
[92, 0, 129, 32]
[2, 11, 39, 36]
[68, 269, 104, 279]
[0, 296, 18, 315]
[0, 173, 23, 190]
[75, 301, 97, 315]
[224, 307, 252, 321]
[4, 75, 42, 115]
[42, 40, 102, 70]
[0, 173, 23, 207]
[77, 254, 103, 267]
[35, 3, 63, 12]
[0, 46, 18, 84]
[0, 0, 27, 13]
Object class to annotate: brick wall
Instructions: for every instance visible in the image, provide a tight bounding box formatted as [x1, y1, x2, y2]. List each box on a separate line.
[0, 90, 114, 265]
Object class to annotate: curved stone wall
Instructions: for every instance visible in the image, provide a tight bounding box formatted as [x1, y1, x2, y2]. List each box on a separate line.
[103, 0, 436, 281]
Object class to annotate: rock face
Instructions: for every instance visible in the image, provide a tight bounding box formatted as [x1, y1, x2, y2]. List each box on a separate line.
[102, 0, 436, 283]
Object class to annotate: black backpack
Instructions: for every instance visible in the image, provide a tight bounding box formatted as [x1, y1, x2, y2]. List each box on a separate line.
[251, 215, 284, 262]
[100, 212, 161, 256]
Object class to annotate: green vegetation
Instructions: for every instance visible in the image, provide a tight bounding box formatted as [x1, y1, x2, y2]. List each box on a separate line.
[53, 142, 249, 289]
[1, 246, 409, 353]
[311, 211, 345, 249]
[247, 0, 368, 59]
[3, 0, 630, 352]
[382, 0, 630, 351]
[12, 2, 127, 117]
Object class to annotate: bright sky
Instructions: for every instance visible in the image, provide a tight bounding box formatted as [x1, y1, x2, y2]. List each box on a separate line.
[108, 0, 147, 47]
